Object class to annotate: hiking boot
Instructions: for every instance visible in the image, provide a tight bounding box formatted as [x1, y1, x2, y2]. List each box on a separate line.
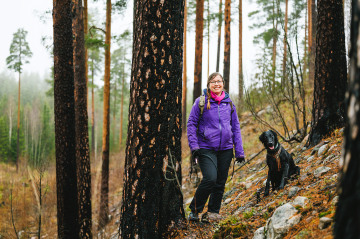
[188, 211, 199, 222]
[201, 212, 222, 223]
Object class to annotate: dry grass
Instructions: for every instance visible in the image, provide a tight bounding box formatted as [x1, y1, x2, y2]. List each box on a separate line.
[0, 149, 126, 238]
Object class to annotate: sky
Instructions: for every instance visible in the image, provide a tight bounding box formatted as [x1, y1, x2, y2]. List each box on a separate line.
[1, 0, 350, 97]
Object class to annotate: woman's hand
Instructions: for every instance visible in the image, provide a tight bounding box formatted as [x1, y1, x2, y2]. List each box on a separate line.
[235, 157, 245, 163]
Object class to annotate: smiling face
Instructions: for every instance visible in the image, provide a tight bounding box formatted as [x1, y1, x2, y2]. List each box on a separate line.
[209, 75, 224, 96]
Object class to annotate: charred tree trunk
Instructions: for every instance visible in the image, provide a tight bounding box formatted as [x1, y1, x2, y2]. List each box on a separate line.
[72, 0, 92, 237]
[53, 0, 79, 236]
[84, 0, 88, 106]
[309, 0, 316, 83]
[193, 0, 204, 101]
[238, 0, 243, 111]
[216, 0, 223, 72]
[182, 0, 187, 134]
[120, 0, 185, 237]
[334, 0, 360, 235]
[282, 0, 288, 87]
[307, 0, 347, 146]
[223, 0, 231, 92]
[99, 0, 111, 229]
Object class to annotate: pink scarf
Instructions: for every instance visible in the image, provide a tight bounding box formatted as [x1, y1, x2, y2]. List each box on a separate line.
[210, 91, 225, 105]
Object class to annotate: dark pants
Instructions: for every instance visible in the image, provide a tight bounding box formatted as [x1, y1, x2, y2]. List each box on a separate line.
[189, 148, 233, 213]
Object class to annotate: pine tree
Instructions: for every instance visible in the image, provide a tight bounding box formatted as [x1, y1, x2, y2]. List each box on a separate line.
[307, 0, 347, 146]
[0, 117, 8, 161]
[6, 28, 33, 172]
[223, 0, 231, 92]
[53, 0, 79, 236]
[120, 0, 185, 236]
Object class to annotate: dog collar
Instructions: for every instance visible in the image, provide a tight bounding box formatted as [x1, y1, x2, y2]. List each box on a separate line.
[267, 144, 281, 171]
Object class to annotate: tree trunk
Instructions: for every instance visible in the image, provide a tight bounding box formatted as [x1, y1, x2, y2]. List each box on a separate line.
[223, 0, 231, 92]
[309, 0, 316, 83]
[120, 0, 185, 237]
[112, 80, 117, 150]
[182, 0, 187, 134]
[216, 0, 223, 72]
[307, 0, 347, 146]
[72, 0, 92, 237]
[91, 58, 95, 160]
[238, 0, 243, 112]
[193, 0, 204, 101]
[282, 0, 288, 87]
[334, 0, 360, 235]
[84, 0, 88, 106]
[119, 61, 125, 146]
[53, 0, 79, 236]
[207, 0, 210, 78]
[272, 0, 278, 90]
[16, 71, 20, 173]
[304, 4, 307, 78]
[99, 0, 111, 229]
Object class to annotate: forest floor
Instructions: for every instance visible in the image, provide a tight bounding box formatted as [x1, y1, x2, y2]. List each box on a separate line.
[0, 104, 342, 239]
[172, 111, 342, 239]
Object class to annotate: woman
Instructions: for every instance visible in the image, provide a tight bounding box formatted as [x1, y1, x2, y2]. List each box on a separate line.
[187, 72, 245, 222]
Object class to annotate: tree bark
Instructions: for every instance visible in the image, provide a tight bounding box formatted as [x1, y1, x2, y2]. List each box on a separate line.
[223, 0, 231, 92]
[334, 0, 360, 235]
[72, 0, 92, 237]
[207, 0, 210, 78]
[304, 4, 307, 78]
[99, 0, 111, 229]
[307, 0, 347, 146]
[282, 0, 288, 87]
[193, 0, 204, 101]
[182, 0, 187, 134]
[120, 0, 185, 237]
[272, 0, 278, 90]
[238, 0, 243, 112]
[53, 0, 79, 236]
[84, 0, 88, 106]
[309, 0, 316, 83]
[216, 0, 223, 72]
[112, 80, 117, 150]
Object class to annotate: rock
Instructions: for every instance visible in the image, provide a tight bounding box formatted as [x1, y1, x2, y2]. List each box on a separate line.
[266, 105, 273, 114]
[305, 216, 314, 223]
[263, 179, 267, 186]
[319, 217, 332, 230]
[311, 147, 319, 155]
[108, 214, 113, 221]
[257, 109, 266, 117]
[330, 174, 338, 180]
[246, 173, 257, 181]
[293, 196, 309, 208]
[246, 182, 253, 189]
[304, 166, 312, 173]
[332, 196, 339, 206]
[303, 155, 310, 161]
[318, 145, 329, 157]
[301, 147, 307, 151]
[339, 127, 345, 133]
[322, 155, 335, 164]
[299, 174, 308, 182]
[307, 156, 315, 162]
[312, 210, 318, 216]
[328, 145, 337, 153]
[182, 184, 187, 190]
[300, 135, 309, 148]
[253, 226, 265, 239]
[234, 192, 244, 201]
[265, 203, 301, 239]
[314, 166, 331, 176]
[239, 182, 247, 188]
[294, 157, 302, 164]
[288, 187, 299, 198]
[223, 188, 238, 200]
[224, 198, 232, 204]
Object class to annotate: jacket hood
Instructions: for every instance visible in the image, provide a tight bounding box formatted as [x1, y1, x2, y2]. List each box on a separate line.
[202, 88, 230, 101]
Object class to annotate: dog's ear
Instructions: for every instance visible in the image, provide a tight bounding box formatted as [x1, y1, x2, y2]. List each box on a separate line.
[259, 132, 265, 143]
[270, 130, 278, 141]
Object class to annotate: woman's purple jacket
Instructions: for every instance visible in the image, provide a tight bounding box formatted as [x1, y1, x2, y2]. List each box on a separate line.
[187, 90, 245, 158]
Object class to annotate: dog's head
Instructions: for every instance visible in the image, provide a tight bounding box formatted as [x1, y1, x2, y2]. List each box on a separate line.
[259, 130, 278, 150]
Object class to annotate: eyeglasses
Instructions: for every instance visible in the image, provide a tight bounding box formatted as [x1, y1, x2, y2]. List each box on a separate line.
[209, 80, 223, 85]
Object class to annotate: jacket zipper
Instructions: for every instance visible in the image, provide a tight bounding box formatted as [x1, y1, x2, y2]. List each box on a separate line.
[218, 104, 222, 150]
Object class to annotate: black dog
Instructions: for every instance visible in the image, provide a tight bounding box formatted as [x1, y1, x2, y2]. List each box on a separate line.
[259, 130, 300, 196]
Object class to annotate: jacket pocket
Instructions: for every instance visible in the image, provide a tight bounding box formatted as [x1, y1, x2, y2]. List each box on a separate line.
[222, 124, 233, 143]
